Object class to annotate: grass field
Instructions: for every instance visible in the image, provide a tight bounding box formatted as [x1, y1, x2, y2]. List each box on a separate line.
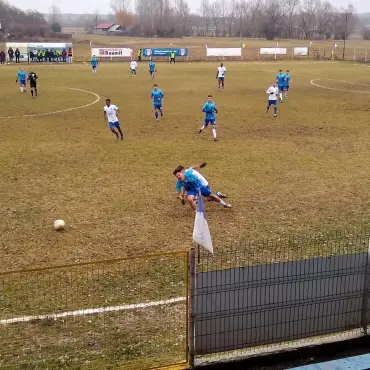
[1, 59, 370, 271]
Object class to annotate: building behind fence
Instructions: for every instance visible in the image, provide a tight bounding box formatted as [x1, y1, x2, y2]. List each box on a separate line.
[1, 229, 369, 369]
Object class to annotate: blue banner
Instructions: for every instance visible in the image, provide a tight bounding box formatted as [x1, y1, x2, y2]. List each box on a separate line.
[142, 48, 188, 57]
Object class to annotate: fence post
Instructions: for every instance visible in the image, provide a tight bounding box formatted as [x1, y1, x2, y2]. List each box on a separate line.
[188, 248, 197, 367]
[354, 48, 356, 61]
[361, 238, 370, 335]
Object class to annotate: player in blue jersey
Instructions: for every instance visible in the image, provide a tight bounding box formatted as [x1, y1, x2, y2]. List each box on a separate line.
[148, 59, 156, 79]
[91, 55, 99, 74]
[276, 70, 286, 102]
[16, 68, 27, 93]
[285, 70, 292, 98]
[199, 95, 218, 141]
[151, 84, 164, 121]
[173, 163, 232, 210]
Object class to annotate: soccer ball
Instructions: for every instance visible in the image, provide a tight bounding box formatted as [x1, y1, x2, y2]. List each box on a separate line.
[53, 219, 66, 231]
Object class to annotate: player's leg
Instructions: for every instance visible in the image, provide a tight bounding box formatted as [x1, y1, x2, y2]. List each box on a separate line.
[218, 78, 221, 90]
[114, 122, 124, 140]
[279, 87, 283, 102]
[273, 100, 277, 117]
[266, 101, 271, 113]
[186, 193, 197, 211]
[109, 122, 119, 139]
[154, 106, 160, 120]
[211, 121, 218, 141]
[221, 78, 225, 90]
[199, 120, 208, 134]
[159, 104, 163, 117]
[202, 186, 231, 208]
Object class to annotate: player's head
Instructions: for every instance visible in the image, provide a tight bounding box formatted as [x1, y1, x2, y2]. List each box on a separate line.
[286, 69, 289, 73]
[207, 95, 213, 102]
[105, 98, 111, 107]
[220, 63, 223, 67]
[93, 55, 95, 57]
[173, 165, 185, 180]
[279, 69, 282, 73]
[272, 82, 276, 87]
[153, 84, 158, 90]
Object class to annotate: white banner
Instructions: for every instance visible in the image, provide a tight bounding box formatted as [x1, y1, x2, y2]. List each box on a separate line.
[91, 48, 132, 57]
[206, 48, 242, 57]
[260, 48, 287, 55]
[294, 47, 308, 56]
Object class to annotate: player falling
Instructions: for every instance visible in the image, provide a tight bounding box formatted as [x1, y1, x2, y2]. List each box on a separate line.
[266, 83, 279, 117]
[91, 55, 98, 75]
[148, 59, 156, 80]
[16, 68, 27, 93]
[285, 70, 292, 98]
[199, 95, 218, 141]
[173, 163, 232, 210]
[103, 98, 124, 140]
[276, 70, 286, 102]
[216, 63, 226, 91]
[28, 70, 38, 97]
[151, 84, 164, 121]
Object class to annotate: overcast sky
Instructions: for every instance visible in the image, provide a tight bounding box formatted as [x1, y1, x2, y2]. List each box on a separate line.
[7, 0, 370, 15]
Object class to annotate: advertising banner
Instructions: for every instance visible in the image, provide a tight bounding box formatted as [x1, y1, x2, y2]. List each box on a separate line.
[206, 48, 242, 57]
[260, 48, 287, 55]
[5, 42, 29, 61]
[294, 47, 309, 56]
[91, 48, 132, 57]
[142, 48, 188, 57]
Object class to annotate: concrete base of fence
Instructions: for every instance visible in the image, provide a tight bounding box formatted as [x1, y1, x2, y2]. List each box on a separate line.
[194, 329, 368, 367]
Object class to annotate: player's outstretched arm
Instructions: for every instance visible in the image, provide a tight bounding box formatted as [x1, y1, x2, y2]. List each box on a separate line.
[190, 162, 207, 170]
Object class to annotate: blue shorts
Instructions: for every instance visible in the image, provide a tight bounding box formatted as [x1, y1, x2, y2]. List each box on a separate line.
[92, 65, 97, 69]
[205, 119, 216, 126]
[186, 185, 212, 197]
[149, 70, 155, 74]
[20, 80, 26, 85]
[268, 100, 277, 106]
[285, 85, 290, 90]
[109, 121, 120, 129]
[218, 77, 224, 81]
[154, 103, 162, 110]
[278, 85, 285, 92]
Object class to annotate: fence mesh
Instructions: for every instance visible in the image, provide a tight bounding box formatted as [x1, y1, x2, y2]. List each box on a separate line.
[0, 251, 188, 370]
[194, 229, 370, 365]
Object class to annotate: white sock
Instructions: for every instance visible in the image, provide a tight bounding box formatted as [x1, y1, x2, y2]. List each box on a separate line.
[280, 93, 283, 100]
[219, 199, 226, 206]
[20, 86, 23, 92]
[212, 128, 217, 139]
[200, 125, 205, 131]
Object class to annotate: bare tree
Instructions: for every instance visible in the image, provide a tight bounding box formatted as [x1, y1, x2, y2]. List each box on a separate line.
[199, 0, 211, 36]
[174, 0, 191, 36]
[262, 0, 283, 40]
[49, 5, 62, 32]
[110, 0, 132, 12]
[211, 0, 222, 36]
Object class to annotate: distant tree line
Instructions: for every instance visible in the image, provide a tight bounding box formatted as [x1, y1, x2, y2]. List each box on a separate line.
[108, 0, 360, 40]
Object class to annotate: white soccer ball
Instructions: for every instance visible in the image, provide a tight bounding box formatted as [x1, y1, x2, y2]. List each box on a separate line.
[53, 219, 66, 231]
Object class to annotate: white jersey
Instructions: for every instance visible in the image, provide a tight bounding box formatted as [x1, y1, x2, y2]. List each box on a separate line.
[130, 61, 137, 70]
[266, 86, 279, 101]
[217, 66, 226, 78]
[104, 104, 119, 122]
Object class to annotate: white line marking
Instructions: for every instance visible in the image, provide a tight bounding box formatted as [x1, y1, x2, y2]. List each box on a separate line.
[0, 297, 186, 325]
[0, 87, 100, 119]
[310, 78, 370, 94]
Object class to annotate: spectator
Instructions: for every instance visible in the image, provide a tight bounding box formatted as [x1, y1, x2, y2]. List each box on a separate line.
[15, 48, 21, 63]
[8, 47, 14, 63]
[62, 49, 67, 63]
[29, 50, 34, 62]
[0, 50, 5, 65]
[170, 50, 175, 64]
[33, 48, 37, 62]
[67, 48, 72, 63]
[138, 48, 142, 62]
[37, 50, 42, 62]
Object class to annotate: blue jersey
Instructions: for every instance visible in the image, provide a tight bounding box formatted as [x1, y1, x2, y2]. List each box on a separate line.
[276, 73, 286, 86]
[202, 102, 217, 120]
[176, 180, 195, 192]
[17, 71, 27, 81]
[184, 168, 208, 189]
[149, 61, 156, 72]
[91, 57, 98, 67]
[151, 89, 164, 104]
[285, 73, 292, 85]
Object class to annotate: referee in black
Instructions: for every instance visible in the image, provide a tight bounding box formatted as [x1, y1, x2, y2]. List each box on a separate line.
[28, 71, 38, 97]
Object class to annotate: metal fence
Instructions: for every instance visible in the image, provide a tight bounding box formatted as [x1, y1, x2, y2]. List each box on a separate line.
[0, 251, 189, 370]
[190, 229, 370, 366]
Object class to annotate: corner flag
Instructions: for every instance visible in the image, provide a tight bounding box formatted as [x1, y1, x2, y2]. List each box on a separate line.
[193, 191, 213, 253]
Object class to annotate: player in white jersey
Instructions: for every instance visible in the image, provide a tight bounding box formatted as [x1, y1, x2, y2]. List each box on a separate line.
[266, 83, 279, 117]
[216, 63, 226, 91]
[173, 163, 232, 210]
[130, 60, 138, 76]
[103, 99, 124, 140]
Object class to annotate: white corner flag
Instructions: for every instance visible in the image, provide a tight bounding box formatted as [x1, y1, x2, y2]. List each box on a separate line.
[193, 191, 213, 253]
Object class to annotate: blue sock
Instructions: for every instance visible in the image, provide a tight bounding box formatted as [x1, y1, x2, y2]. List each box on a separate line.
[155, 112, 158, 119]
[274, 106, 277, 115]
